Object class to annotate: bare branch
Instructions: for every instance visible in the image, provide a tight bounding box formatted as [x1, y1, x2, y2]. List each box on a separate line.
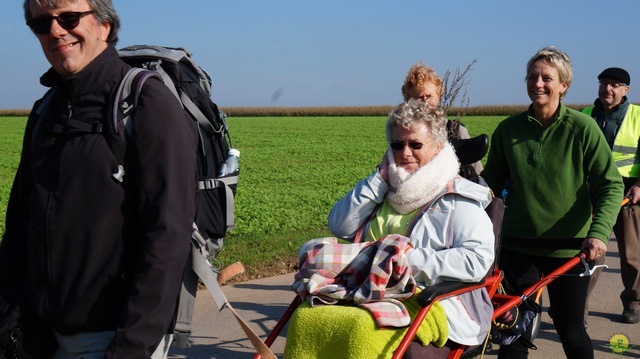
[440, 59, 477, 119]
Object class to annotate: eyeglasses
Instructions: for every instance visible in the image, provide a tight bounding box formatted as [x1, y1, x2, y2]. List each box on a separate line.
[599, 80, 628, 89]
[27, 11, 95, 35]
[389, 141, 431, 151]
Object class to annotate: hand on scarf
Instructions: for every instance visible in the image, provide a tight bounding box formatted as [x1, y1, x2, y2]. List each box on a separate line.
[378, 152, 389, 183]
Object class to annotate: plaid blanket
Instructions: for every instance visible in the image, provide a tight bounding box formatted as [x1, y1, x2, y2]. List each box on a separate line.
[292, 235, 417, 328]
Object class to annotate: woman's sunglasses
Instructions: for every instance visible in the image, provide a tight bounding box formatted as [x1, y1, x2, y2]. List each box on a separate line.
[27, 11, 94, 35]
[389, 141, 427, 151]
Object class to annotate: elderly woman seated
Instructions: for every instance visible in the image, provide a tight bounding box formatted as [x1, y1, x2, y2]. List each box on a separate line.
[284, 99, 495, 359]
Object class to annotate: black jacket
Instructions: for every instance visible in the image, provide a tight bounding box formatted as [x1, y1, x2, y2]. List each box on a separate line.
[0, 46, 198, 358]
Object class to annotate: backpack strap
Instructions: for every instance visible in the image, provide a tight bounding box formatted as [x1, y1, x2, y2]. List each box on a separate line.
[141, 60, 221, 135]
[34, 89, 56, 117]
[199, 176, 238, 231]
[107, 68, 162, 182]
[188, 230, 276, 358]
[34, 89, 104, 135]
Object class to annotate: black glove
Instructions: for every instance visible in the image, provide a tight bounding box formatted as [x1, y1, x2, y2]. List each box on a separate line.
[0, 295, 27, 359]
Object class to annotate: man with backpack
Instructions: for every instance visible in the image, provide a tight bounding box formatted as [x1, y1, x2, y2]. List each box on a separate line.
[0, 0, 198, 357]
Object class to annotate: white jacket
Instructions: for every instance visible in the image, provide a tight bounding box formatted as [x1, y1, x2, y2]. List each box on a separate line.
[328, 171, 495, 345]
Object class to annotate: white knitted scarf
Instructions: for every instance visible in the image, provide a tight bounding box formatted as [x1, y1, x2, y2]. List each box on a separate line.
[386, 142, 460, 214]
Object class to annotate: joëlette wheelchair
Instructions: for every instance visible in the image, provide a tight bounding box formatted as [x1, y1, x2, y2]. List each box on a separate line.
[255, 134, 599, 359]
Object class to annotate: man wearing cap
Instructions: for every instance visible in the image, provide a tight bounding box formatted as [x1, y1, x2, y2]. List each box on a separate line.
[583, 67, 640, 324]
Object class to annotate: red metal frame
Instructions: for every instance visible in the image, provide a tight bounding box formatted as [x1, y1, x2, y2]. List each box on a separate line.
[392, 269, 504, 359]
[258, 296, 301, 354]
[491, 254, 584, 321]
[254, 252, 587, 359]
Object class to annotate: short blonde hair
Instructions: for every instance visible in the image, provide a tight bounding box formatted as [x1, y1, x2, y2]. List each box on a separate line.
[386, 99, 448, 145]
[401, 62, 443, 101]
[526, 46, 572, 99]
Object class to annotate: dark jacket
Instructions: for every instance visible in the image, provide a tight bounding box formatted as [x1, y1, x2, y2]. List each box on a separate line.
[0, 46, 198, 358]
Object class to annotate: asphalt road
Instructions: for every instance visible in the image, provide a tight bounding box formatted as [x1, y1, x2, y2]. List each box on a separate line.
[169, 236, 640, 359]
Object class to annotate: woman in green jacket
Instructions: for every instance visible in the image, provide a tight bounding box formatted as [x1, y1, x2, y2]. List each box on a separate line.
[482, 46, 623, 359]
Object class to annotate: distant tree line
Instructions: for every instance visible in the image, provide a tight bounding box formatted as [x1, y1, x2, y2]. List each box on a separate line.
[0, 103, 605, 118]
[220, 104, 596, 117]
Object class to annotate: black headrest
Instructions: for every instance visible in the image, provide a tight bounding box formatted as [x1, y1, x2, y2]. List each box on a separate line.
[450, 134, 489, 165]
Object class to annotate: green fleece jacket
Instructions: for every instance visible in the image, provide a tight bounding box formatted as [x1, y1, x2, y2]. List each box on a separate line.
[482, 103, 624, 257]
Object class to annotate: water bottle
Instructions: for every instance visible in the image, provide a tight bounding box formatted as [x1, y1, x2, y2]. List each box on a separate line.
[218, 148, 240, 176]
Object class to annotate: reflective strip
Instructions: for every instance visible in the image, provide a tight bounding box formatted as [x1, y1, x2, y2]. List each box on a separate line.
[616, 158, 638, 167]
[613, 145, 638, 155]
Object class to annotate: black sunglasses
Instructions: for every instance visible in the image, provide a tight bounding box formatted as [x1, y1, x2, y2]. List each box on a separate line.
[27, 11, 95, 35]
[389, 141, 426, 151]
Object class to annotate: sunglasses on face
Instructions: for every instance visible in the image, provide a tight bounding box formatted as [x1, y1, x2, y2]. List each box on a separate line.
[27, 11, 94, 35]
[389, 141, 428, 151]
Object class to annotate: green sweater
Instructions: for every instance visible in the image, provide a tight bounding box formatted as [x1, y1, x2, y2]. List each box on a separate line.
[482, 103, 624, 257]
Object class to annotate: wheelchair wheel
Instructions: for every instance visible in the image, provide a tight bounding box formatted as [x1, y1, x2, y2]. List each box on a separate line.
[523, 288, 544, 342]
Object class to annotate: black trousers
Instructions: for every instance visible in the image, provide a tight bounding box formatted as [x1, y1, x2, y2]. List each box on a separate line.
[497, 247, 593, 359]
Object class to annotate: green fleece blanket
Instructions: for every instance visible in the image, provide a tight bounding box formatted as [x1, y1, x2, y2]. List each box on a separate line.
[283, 295, 448, 359]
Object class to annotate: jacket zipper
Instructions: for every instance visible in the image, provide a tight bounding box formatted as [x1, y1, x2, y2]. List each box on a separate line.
[42, 99, 73, 315]
[67, 99, 73, 123]
[39, 192, 52, 315]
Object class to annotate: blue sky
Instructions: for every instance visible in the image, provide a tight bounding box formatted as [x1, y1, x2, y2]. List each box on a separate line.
[2, 0, 639, 109]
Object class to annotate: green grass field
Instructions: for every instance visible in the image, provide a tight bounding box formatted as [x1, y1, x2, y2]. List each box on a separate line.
[0, 115, 504, 280]
[0, 117, 27, 239]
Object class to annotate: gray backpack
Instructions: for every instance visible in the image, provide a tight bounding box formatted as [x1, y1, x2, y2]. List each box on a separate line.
[113, 45, 238, 348]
